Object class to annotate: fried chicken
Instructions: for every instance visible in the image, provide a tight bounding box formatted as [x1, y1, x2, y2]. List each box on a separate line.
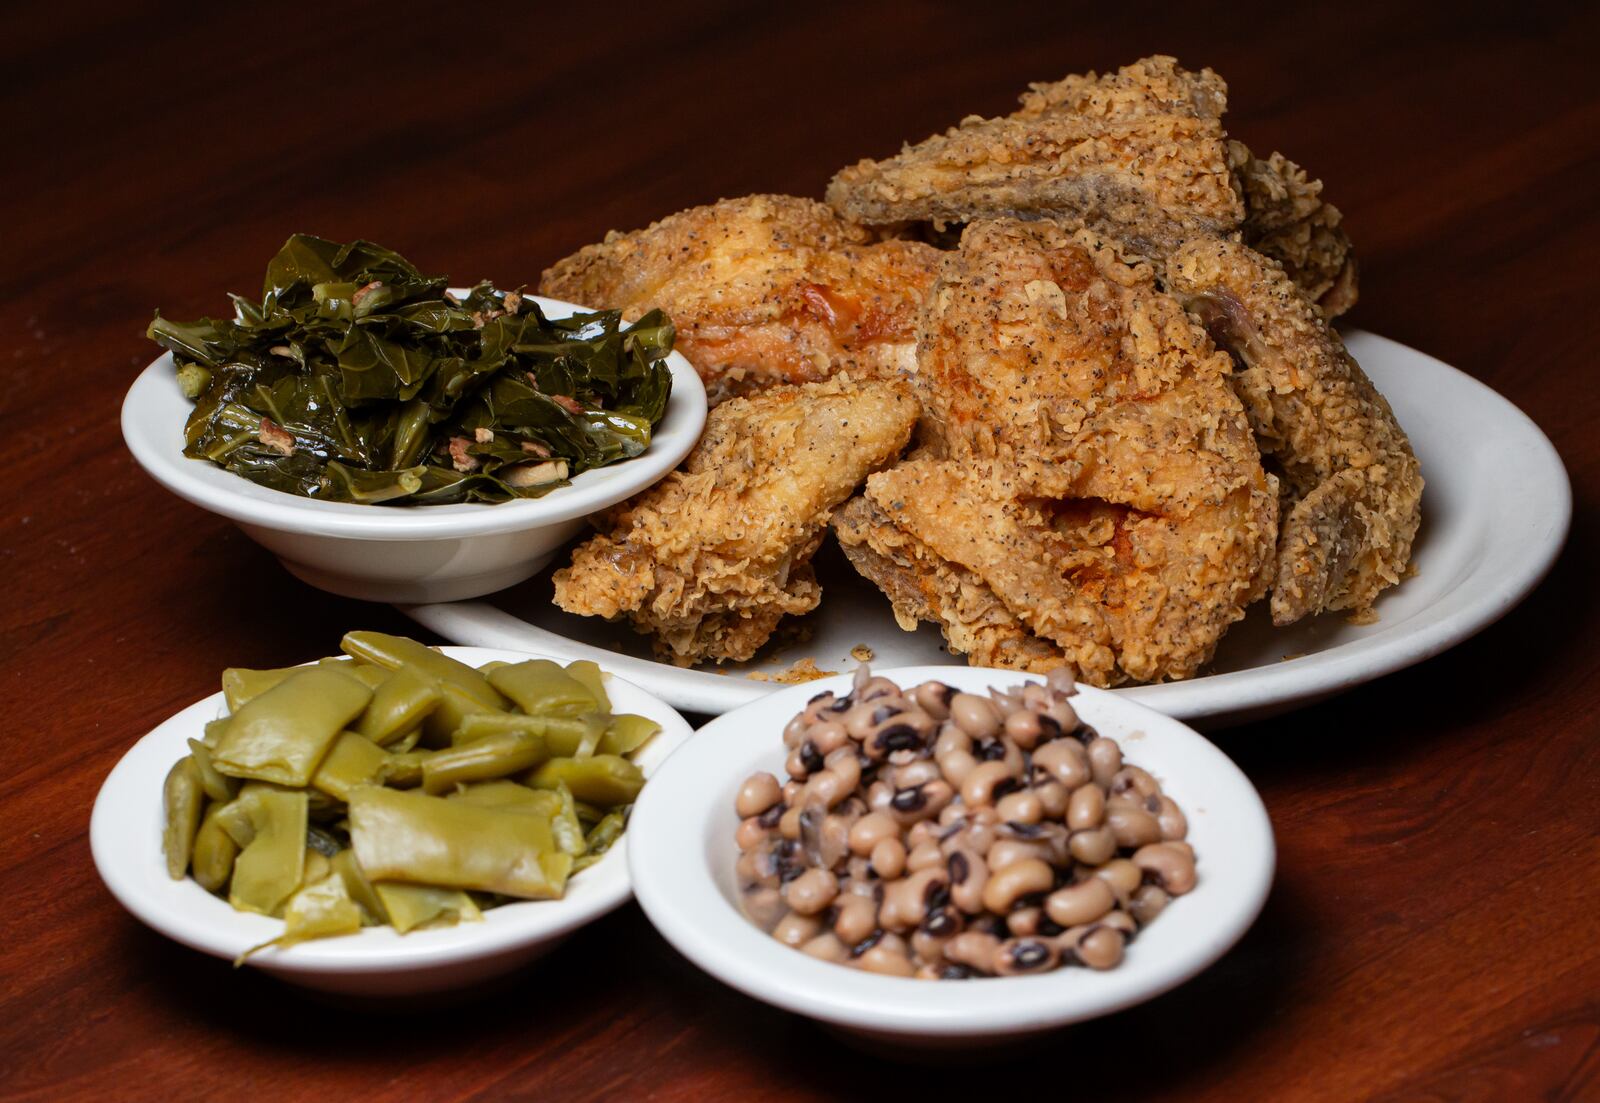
[825, 55, 1356, 317]
[551, 374, 919, 665]
[842, 220, 1277, 684]
[1168, 238, 1421, 623]
[540, 194, 940, 404]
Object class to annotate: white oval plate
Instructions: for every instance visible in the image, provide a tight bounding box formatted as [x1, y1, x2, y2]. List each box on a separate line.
[403, 332, 1571, 723]
[90, 647, 694, 996]
[628, 666, 1274, 1044]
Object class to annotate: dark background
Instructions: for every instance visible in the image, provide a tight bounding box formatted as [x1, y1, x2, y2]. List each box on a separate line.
[3, 2, 1597, 1099]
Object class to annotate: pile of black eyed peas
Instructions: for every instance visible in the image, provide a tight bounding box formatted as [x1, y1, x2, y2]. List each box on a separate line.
[734, 669, 1196, 978]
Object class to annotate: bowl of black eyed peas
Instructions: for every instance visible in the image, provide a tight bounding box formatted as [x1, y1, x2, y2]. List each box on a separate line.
[627, 665, 1275, 1045]
[90, 634, 694, 997]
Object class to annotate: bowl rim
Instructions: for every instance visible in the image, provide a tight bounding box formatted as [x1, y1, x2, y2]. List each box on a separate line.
[627, 665, 1276, 1037]
[89, 645, 695, 975]
[120, 294, 708, 541]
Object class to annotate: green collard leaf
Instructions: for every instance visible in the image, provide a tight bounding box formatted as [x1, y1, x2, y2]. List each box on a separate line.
[148, 236, 675, 506]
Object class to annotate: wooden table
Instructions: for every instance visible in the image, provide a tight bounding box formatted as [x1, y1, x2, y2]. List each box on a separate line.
[4, 1, 1596, 1098]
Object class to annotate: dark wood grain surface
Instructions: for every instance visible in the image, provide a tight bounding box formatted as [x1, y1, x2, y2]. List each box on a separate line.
[4, 1, 1597, 1099]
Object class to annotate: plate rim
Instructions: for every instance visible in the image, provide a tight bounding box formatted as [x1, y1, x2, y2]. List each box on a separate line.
[401, 331, 1572, 722]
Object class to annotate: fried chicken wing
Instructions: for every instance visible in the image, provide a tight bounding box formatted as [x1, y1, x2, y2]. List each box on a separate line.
[845, 220, 1276, 684]
[540, 195, 940, 404]
[825, 55, 1356, 316]
[551, 375, 919, 665]
[1168, 238, 1421, 624]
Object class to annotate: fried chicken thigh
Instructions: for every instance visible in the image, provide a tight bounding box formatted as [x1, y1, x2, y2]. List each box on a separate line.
[826, 55, 1356, 317]
[1168, 238, 1422, 623]
[552, 375, 918, 665]
[842, 220, 1277, 684]
[540, 195, 940, 404]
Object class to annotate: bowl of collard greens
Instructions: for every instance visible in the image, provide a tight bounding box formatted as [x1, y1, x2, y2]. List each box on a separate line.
[124, 236, 707, 603]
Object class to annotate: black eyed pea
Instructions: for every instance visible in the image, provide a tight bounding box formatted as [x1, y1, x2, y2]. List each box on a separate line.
[1086, 737, 1123, 788]
[1110, 764, 1160, 799]
[1033, 780, 1071, 819]
[907, 839, 944, 874]
[773, 910, 823, 947]
[743, 887, 787, 931]
[800, 931, 849, 963]
[891, 759, 942, 789]
[1074, 925, 1126, 970]
[995, 789, 1044, 825]
[1032, 739, 1091, 789]
[1005, 906, 1049, 937]
[912, 925, 961, 966]
[1045, 877, 1117, 928]
[994, 937, 1060, 976]
[1044, 696, 1078, 734]
[781, 779, 803, 805]
[890, 779, 955, 826]
[784, 750, 808, 780]
[784, 868, 838, 915]
[961, 760, 1017, 807]
[848, 810, 899, 856]
[809, 720, 851, 755]
[778, 805, 803, 840]
[844, 703, 886, 739]
[946, 848, 990, 914]
[735, 817, 768, 851]
[1069, 825, 1117, 866]
[1106, 804, 1163, 849]
[986, 838, 1050, 871]
[1164, 839, 1196, 861]
[870, 837, 907, 879]
[1155, 796, 1188, 840]
[1002, 708, 1047, 749]
[1067, 782, 1106, 830]
[1099, 909, 1138, 938]
[1129, 883, 1171, 925]
[880, 867, 949, 932]
[857, 940, 915, 977]
[736, 772, 783, 819]
[1133, 842, 1198, 894]
[1094, 858, 1143, 903]
[735, 850, 776, 890]
[949, 692, 1002, 739]
[943, 930, 1002, 975]
[833, 895, 879, 945]
[906, 819, 939, 848]
[782, 714, 809, 747]
[980, 856, 1054, 914]
[910, 680, 955, 720]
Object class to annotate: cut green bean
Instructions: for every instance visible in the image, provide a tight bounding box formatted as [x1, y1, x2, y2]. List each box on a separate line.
[421, 731, 547, 795]
[487, 660, 598, 718]
[340, 631, 507, 712]
[227, 785, 309, 916]
[211, 666, 372, 786]
[355, 664, 442, 746]
[310, 732, 390, 802]
[524, 755, 644, 807]
[191, 802, 239, 893]
[187, 739, 239, 803]
[374, 882, 482, 934]
[600, 713, 661, 757]
[563, 660, 611, 713]
[330, 849, 387, 926]
[162, 757, 205, 879]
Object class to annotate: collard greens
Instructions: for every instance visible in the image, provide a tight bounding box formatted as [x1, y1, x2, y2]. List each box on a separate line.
[147, 234, 675, 505]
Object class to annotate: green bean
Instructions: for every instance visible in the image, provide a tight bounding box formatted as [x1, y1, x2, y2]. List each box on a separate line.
[211, 666, 372, 787]
[379, 749, 431, 788]
[421, 731, 548, 794]
[573, 810, 627, 872]
[524, 755, 644, 807]
[448, 781, 561, 817]
[549, 783, 587, 857]
[487, 660, 598, 718]
[340, 631, 507, 713]
[239, 870, 363, 962]
[221, 666, 298, 712]
[310, 731, 390, 802]
[330, 849, 387, 926]
[349, 786, 569, 899]
[563, 660, 611, 713]
[162, 757, 205, 879]
[201, 718, 230, 749]
[228, 785, 309, 917]
[191, 802, 239, 893]
[599, 713, 660, 757]
[388, 727, 423, 754]
[355, 664, 442, 746]
[341, 661, 389, 690]
[187, 739, 239, 803]
[451, 711, 596, 754]
[373, 882, 482, 934]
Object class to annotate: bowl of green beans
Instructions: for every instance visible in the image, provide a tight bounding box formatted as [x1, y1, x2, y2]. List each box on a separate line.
[90, 634, 694, 997]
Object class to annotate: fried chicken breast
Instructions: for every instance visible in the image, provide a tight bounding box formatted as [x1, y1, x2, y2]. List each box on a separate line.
[540, 195, 940, 404]
[825, 55, 1356, 317]
[1168, 238, 1422, 623]
[843, 220, 1276, 684]
[552, 374, 919, 665]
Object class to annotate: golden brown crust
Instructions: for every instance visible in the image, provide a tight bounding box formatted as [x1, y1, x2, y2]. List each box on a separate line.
[551, 375, 919, 664]
[1230, 141, 1358, 318]
[540, 194, 940, 403]
[1168, 237, 1421, 623]
[842, 220, 1276, 684]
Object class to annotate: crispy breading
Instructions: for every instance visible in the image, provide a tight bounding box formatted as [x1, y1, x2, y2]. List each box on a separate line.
[551, 375, 919, 665]
[1168, 237, 1422, 624]
[1231, 141, 1358, 318]
[539, 195, 940, 403]
[827, 56, 1242, 257]
[833, 495, 1066, 673]
[844, 220, 1276, 684]
[825, 56, 1356, 315]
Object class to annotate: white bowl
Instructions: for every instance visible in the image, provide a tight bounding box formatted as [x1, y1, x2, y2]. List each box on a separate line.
[122, 295, 708, 603]
[90, 646, 694, 998]
[628, 666, 1275, 1046]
